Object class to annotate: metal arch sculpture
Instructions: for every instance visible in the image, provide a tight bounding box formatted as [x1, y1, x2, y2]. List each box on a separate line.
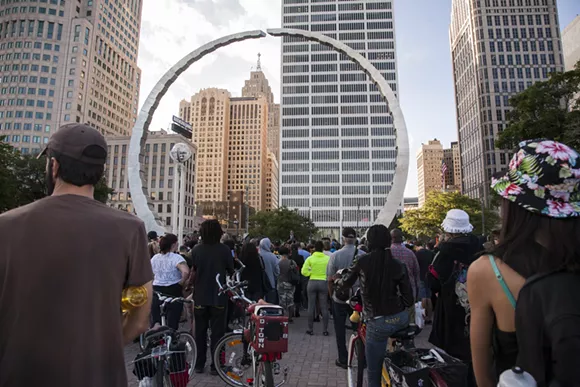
[128, 28, 409, 234]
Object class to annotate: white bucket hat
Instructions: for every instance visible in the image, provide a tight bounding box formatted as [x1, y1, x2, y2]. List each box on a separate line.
[441, 209, 474, 234]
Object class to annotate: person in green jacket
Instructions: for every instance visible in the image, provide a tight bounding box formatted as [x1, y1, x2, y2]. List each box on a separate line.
[301, 240, 331, 336]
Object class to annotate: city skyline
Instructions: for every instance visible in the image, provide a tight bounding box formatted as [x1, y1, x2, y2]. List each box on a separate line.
[135, 0, 578, 198]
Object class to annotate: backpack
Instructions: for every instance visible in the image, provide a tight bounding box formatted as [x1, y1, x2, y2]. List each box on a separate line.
[515, 271, 580, 386]
[258, 255, 274, 295]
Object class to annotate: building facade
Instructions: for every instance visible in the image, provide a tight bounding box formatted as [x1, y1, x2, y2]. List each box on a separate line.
[563, 15, 580, 71]
[443, 141, 462, 192]
[450, 0, 564, 202]
[266, 151, 279, 212]
[241, 54, 281, 162]
[179, 80, 279, 212]
[0, 0, 142, 154]
[417, 139, 444, 208]
[403, 197, 419, 212]
[105, 130, 197, 233]
[280, 0, 400, 232]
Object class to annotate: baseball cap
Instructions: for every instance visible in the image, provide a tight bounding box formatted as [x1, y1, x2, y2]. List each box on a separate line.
[38, 123, 107, 165]
[342, 227, 357, 239]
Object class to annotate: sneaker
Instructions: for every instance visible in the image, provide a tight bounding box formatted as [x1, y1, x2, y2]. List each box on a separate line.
[335, 359, 348, 369]
[194, 367, 204, 374]
[209, 366, 218, 376]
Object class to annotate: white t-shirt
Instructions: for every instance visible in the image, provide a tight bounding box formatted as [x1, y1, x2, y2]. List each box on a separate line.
[151, 252, 186, 287]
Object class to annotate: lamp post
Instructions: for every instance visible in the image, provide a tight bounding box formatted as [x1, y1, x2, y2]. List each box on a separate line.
[169, 143, 192, 247]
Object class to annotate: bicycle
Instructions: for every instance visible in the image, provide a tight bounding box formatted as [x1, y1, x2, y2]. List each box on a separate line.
[213, 263, 290, 387]
[345, 289, 453, 387]
[132, 292, 197, 387]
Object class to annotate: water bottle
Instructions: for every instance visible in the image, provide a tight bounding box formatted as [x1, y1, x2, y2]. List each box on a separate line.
[498, 367, 536, 387]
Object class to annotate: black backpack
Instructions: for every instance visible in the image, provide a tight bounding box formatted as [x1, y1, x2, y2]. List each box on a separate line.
[515, 270, 580, 386]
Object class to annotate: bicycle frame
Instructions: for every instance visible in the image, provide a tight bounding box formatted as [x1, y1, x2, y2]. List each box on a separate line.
[216, 269, 289, 387]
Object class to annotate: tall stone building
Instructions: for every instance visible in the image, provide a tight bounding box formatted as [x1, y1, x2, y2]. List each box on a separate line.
[417, 139, 444, 208]
[450, 0, 564, 202]
[179, 88, 230, 203]
[280, 0, 400, 233]
[241, 54, 281, 161]
[563, 15, 580, 71]
[179, 82, 278, 212]
[266, 151, 279, 212]
[443, 141, 462, 192]
[0, 0, 142, 154]
[105, 130, 198, 233]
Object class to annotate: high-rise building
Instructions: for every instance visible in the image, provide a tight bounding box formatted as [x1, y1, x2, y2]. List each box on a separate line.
[241, 53, 281, 161]
[105, 130, 198, 233]
[180, 88, 230, 203]
[228, 96, 269, 211]
[452, 141, 462, 192]
[179, 85, 278, 212]
[450, 0, 564, 202]
[563, 15, 580, 70]
[0, 0, 142, 155]
[417, 139, 444, 208]
[280, 0, 399, 233]
[442, 141, 462, 192]
[266, 151, 279, 211]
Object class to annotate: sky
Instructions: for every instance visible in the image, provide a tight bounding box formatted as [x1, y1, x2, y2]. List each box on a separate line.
[137, 0, 579, 197]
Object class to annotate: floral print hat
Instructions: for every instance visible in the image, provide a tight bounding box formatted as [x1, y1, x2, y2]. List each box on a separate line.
[491, 139, 580, 218]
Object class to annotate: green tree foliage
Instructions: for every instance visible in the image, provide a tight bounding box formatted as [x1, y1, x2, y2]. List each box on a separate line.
[399, 191, 499, 238]
[249, 207, 318, 242]
[496, 62, 580, 150]
[0, 139, 114, 213]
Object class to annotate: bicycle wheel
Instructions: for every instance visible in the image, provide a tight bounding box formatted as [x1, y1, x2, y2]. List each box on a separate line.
[256, 361, 275, 387]
[177, 332, 197, 379]
[212, 333, 249, 387]
[347, 336, 367, 387]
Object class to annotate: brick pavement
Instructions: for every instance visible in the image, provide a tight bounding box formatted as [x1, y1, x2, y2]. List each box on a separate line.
[124, 314, 432, 387]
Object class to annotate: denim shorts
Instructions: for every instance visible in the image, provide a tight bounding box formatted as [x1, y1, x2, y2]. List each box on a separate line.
[419, 280, 431, 299]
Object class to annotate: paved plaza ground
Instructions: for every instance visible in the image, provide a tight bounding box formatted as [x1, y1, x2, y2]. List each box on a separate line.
[124, 312, 432, 387]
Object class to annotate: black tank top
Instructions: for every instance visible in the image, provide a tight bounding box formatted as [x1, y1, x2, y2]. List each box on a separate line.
[492, 323, 518, 379]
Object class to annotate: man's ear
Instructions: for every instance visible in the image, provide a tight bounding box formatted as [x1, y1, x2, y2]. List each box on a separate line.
[50, 157, 60, 180]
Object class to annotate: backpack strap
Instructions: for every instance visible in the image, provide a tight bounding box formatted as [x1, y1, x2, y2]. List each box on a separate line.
[488, 255, 517, 309]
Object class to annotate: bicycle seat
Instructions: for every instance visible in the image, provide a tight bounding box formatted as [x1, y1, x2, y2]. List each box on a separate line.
[390, 325, 421, 340]
[143, 325, 173, 340]
[247, 303, 258, 314]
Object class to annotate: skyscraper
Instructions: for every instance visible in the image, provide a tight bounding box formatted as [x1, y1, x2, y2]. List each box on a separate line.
[563, 15, 580, 71]
[242, 54, 281, 162]
[450, 0, 564, 202]
[417, 139, 444, 208]
[0, 0, 143, 154]
[179, 87, 278, 212]
[280, 0, 399, 233]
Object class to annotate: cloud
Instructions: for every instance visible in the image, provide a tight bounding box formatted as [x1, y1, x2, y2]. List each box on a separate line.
[179, 0, 247, 27]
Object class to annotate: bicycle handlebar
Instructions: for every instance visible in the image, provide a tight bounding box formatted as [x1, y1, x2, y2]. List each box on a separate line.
[154, 292, 194, 305]
[215, 273, 254, 305]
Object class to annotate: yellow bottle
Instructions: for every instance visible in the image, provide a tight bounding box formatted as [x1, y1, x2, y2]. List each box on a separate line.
[350, 310, 361, 324]
[121, 286, 148, 313]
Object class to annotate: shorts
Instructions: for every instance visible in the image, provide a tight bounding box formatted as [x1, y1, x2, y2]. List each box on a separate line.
[419, 281, 431, 299]
[277, 282, 295, 309]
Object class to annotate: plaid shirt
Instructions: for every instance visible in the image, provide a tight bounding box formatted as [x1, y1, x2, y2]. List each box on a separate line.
[390, 243, 421, 301]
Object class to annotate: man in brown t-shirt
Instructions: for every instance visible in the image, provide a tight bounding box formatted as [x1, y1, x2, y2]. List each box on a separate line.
[0, 124, 154, 387]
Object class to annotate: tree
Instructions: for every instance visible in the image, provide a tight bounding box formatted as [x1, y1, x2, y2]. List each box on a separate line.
[0, 139, 22, 213]
[399, 191, 499, 238]
[94, 176, 115, 203]
[249, 207, 318, 242]
[496, 61, 580, 150]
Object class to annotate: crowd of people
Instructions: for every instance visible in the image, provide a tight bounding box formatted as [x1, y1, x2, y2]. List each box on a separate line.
[1, 121, 579, 387]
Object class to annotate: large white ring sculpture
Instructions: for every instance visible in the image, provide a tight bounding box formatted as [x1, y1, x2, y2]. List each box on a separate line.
[128, 29, 409, 234]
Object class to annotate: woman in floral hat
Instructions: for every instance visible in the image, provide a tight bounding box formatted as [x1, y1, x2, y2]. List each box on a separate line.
[468, 139, 580, 387]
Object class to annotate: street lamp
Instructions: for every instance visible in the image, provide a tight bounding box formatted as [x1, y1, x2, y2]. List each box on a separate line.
[169, 143, 193, 246]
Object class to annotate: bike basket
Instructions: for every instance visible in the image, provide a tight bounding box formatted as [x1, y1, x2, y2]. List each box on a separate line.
[132, 343, 190, 387]
[412, 348, 467, 387]
[250, 305, 289, 354]
[383, 350, 430, 387]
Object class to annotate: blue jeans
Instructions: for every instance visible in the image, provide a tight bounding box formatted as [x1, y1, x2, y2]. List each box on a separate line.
[365, 310, 410, 387]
